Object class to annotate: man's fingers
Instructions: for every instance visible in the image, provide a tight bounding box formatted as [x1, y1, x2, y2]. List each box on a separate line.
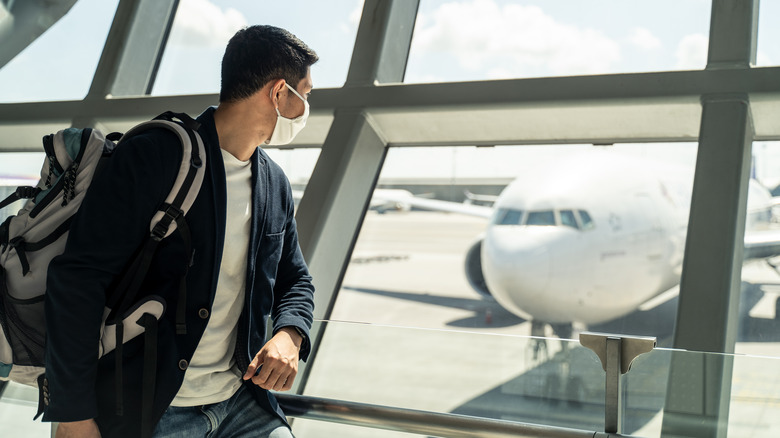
[252, 367, 295, 391]
[243, 355, 263, 380]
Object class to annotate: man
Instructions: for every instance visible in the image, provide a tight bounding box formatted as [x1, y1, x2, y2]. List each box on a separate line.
[43, 25, 317, 438]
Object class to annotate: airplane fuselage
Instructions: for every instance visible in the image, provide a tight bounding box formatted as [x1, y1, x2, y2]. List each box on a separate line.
[479, 153, 692, 325]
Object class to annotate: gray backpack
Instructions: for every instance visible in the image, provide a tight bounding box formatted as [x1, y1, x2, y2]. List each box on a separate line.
[0, 112, 205, 395]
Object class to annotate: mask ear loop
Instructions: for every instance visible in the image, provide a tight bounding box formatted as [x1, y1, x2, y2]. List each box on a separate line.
[269, 79, 288, 111]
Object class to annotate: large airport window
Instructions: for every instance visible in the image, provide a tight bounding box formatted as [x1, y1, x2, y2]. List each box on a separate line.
[301, 142, 707, 437]
[0, 0, 119, 103]
[151, 0, 363, 96]
[405, 0, 711, 83]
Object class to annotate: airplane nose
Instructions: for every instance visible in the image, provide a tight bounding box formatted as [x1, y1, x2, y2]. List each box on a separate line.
[481, 227, 552, 319]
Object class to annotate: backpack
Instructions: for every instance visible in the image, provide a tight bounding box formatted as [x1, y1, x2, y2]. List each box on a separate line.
[0, 112, 206, 403]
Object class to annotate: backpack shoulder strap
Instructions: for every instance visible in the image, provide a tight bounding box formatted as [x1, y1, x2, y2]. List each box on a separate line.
[119, 112, 206, 240]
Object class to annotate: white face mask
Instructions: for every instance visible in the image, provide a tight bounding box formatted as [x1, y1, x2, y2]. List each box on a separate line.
[266, 82, 309, 145]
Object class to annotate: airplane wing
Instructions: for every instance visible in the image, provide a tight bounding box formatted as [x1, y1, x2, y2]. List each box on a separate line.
[743, 228, 780, 260]
[292, 188, 493, 217]
[372, 191, 494, 219]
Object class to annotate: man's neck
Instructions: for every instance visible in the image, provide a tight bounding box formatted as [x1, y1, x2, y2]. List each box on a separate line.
[213, 101, 267, 162]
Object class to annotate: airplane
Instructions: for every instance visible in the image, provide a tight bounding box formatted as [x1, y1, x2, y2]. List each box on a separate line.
[373, 150, 780, 339]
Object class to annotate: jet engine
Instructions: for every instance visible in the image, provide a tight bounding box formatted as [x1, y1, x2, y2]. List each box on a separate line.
[464, 237, 492, 298]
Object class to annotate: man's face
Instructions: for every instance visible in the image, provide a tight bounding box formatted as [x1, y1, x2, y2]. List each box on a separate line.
[279, 68, 312, 119]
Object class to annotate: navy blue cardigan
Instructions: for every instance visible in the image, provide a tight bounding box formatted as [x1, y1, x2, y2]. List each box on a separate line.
[43, 107, 315, 436]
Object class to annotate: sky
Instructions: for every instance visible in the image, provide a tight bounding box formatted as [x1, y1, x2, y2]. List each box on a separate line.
[0, 0, 779, 185]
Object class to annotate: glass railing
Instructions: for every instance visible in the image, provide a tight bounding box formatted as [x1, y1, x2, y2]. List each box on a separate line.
[292, 320, 780, 437]
[2, 320, 780, 437]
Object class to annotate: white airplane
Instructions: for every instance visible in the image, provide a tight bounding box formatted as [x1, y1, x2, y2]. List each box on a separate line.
[375, 150, 780, 337]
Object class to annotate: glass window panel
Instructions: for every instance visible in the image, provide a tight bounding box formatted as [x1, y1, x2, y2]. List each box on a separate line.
[334, 143, 697, 343]
[406, 0, 711, 83]
[560, 209, 578, 229]
[757, 0, 780, 67]
[578, 210, 595, 230]
[0, 0, 119, 103]
[526, 210, 555, 226]
[151, 0, 364, 96]
[737, 141, 780, 352]
[492, 208, 523, 225]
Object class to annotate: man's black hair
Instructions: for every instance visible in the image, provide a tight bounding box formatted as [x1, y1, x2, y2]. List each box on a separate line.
[220, 25, 319, 103]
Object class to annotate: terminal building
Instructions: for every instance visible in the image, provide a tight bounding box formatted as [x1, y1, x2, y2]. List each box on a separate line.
[1, 0, 780, 437]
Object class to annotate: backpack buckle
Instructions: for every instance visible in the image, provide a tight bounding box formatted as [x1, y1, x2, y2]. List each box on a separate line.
[15, 186, 39, 199]
[150, 204, 184, 241]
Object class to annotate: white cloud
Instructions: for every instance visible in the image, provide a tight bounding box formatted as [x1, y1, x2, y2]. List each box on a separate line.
[629, 27, 661, 51]
[340, 0, 364, 34]
[168, 0, 247, 48]
[349, 0, 364, 26]
[675, 33, 708, 69]
[411, 0, 620, 76]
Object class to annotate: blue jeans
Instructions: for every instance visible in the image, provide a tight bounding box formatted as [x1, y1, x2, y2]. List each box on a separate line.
[153, 385, 293, 438]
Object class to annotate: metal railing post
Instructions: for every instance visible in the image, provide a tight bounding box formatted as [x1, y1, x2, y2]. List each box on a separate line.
[580, 332, 656, 435]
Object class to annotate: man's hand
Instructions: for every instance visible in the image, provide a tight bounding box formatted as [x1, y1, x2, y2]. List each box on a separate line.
[55, 419, 101, 438]
[243, 327, 302, 391]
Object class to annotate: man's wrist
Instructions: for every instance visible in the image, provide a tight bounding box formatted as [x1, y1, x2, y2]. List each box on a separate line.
[279, 326, 304, 348]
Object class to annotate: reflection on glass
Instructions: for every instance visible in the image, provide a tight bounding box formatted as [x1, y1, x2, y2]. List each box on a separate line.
[152, 0, 363, 95]
[0, 0, 119, 103]
[406, 0, 711, 83]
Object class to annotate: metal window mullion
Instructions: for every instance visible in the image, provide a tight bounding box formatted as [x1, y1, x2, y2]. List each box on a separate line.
[84, 0, 178, 102]
[293, 0, 419, 396]
[663, 2, 759, 436]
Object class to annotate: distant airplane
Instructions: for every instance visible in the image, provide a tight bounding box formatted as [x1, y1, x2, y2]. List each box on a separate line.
[374, 150, 780, 338]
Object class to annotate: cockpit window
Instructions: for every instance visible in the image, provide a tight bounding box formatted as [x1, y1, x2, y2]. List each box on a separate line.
[560, 210, 578, 229]
[492, 208, 523, 225]
[578, 210, 595, 229]
[526, 210, 555, 226]
[493, 208, 595, 230]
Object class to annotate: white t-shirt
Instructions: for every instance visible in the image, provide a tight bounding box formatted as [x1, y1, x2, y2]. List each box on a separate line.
[172, 148, 252, 406]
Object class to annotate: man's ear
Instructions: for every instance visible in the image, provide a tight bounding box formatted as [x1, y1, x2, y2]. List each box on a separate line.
[269, 79, 287, 107]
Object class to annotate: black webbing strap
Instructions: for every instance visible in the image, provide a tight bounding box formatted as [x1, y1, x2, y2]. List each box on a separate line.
[9, 217, 73, 276]
[173, 214, 191, 335]
[0, 186, 40, 210]
[153, 112, 200, 132]
[8, 237, 29, 275]
[137, 313, 158, 438]
[108, 237, 160, 320]
[115, 321, 124, 416]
